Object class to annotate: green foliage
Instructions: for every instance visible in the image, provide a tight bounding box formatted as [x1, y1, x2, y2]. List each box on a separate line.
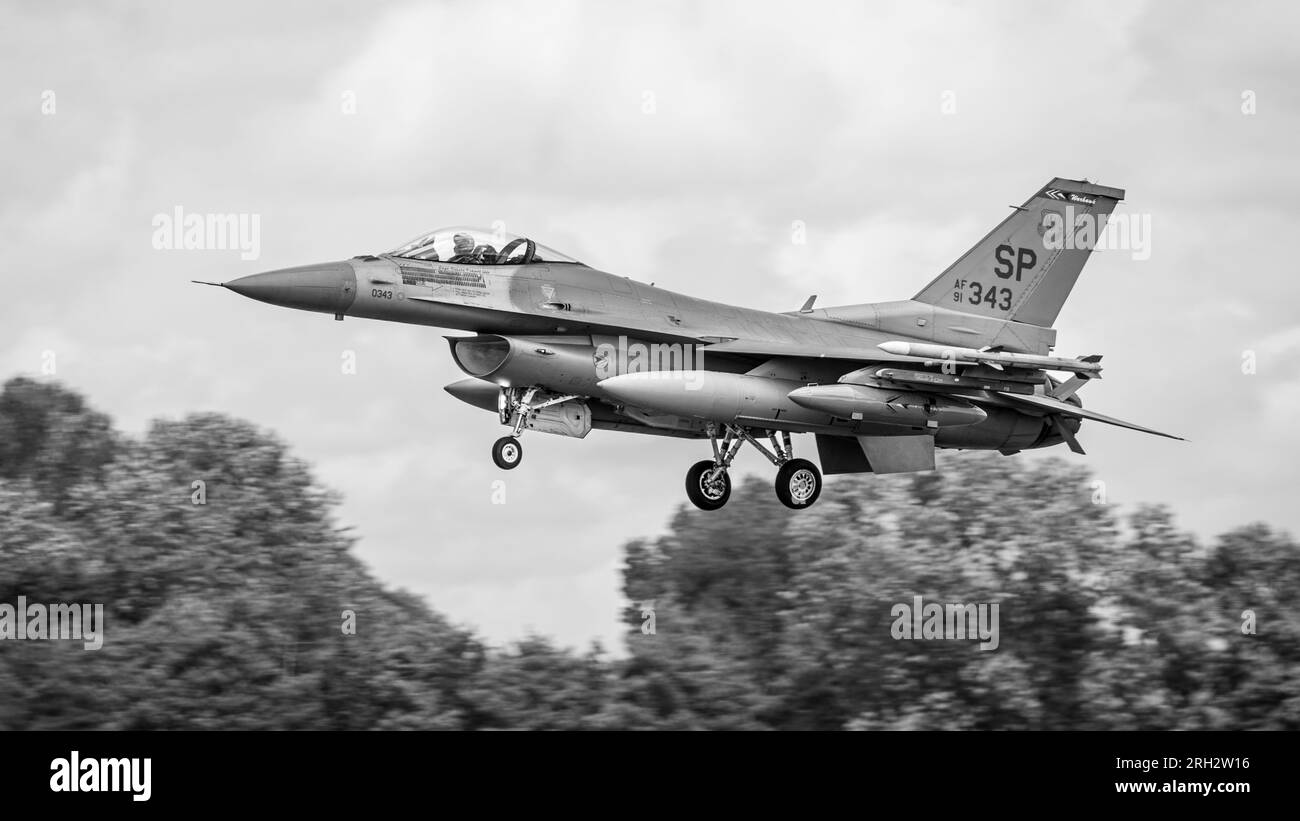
[0, 377, 118, 514]
[621, 458, 1300, 730]
[1, 376, 1296, 729]
[0, 378, 476, 730]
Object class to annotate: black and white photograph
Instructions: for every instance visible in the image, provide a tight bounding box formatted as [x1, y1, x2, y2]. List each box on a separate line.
[1, 0, 1294, 805]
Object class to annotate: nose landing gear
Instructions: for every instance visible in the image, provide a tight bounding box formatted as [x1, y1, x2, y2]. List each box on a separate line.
[489, 386, 580, 470]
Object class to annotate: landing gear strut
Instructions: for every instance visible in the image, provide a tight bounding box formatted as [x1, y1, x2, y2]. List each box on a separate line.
[490, 386, 578, 470]
[684, 424, 823, 511]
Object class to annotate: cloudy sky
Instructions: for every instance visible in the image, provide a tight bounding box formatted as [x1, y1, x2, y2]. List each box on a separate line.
[3, 0, 1298, 651]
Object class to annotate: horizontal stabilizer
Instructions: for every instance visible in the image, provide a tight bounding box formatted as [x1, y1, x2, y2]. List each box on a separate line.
[997, 392, 1184, 441]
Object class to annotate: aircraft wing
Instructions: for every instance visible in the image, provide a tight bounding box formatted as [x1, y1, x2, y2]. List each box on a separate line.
[990, 391, 1184, 441]
[705, 340, 1182, 441]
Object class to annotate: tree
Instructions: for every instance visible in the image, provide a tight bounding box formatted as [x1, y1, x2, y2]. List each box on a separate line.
[0, 382, 478, 730]
[4, 376, 1298, 731]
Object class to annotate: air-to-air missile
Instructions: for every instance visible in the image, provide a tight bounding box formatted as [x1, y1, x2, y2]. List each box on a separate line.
[876, 341, 1103, 375]
[852, 366, 1039, 395]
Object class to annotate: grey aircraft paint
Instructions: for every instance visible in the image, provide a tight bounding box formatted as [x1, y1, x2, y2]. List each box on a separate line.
[201, 179, 1180, 510]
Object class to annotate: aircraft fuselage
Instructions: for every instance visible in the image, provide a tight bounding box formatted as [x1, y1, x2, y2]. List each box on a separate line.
[222, 253, 1063, 455]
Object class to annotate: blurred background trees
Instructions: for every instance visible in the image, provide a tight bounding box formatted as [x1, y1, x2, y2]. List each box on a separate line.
[0, 376, 1295, 729]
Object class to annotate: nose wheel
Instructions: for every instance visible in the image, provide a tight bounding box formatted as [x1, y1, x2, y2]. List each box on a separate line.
[492, 436, 523, 470]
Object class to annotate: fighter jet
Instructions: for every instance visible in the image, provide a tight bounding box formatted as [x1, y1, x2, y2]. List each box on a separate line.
[199, 177, 1180, 511]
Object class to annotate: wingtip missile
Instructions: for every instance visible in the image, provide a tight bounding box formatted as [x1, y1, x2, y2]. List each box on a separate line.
[876, 341, 1103, 375]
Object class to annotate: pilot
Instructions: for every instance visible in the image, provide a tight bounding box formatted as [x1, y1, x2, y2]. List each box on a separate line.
[450, 232, 477, 263]
[475, 243, 498, 264]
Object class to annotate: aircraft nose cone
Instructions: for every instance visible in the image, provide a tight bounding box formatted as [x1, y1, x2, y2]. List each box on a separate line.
[225, 261, 357, 315]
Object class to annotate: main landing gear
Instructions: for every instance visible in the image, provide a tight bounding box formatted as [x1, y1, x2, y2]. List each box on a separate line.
[685, 424, 823, 512]
[490, 386, 578, 470]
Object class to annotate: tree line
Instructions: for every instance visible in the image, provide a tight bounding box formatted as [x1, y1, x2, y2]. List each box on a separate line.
[1, 377, 1295, 730]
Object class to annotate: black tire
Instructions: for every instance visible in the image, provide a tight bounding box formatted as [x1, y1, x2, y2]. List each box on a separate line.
[685, 460, 731, 511]
[492, 436, 523, 470]
[775, 458, 822, 509]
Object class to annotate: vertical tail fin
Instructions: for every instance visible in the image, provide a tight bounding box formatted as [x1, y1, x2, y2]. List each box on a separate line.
[913, 178, 1125, 328]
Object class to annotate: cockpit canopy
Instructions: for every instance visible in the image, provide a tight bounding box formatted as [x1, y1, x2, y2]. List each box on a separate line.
[385, 226, 582, 266]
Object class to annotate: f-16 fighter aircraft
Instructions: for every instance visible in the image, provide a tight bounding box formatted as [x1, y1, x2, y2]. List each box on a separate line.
[200, 178, 1180, 511]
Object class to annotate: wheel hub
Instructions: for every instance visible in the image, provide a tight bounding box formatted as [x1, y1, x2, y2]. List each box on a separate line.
[700, 471, 727, 499]
[789, 469, 816, 502]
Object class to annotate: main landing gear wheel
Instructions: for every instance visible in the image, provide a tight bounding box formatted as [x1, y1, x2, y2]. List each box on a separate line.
[492, 436, 523, 470]
[686, 424, 823, 511]
[775, 458, 822, 510]
[686, 460, 731, 511]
